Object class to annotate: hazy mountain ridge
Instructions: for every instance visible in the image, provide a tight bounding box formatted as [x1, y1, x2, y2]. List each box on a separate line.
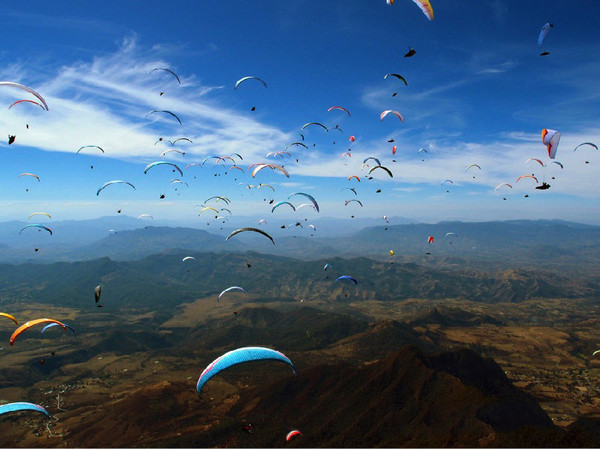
[0, 219, 597, 271]
[0, 251, 597, 313]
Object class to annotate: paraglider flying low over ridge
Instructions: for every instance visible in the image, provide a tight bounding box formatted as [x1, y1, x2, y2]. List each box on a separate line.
[196, 347, 295, 394]
[286, 430, 303, 442]
[335, 275, 358, 285]
[0, 313, 17, 325]
[218, 286, 246, 301]
[0, 402, 50, 419]
[94, 285, 102, 306]
[10, 318, 66, 345]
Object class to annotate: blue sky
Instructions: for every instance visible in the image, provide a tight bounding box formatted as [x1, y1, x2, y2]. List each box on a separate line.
[0, 0, 598, 226]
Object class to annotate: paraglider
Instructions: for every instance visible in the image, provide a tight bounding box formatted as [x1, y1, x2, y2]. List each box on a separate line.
[387, 0, 433, 20]
[171, 179, 189, 187]
[363, 157, 381, 166]
[226, 228, 275, 245]
[445, 232, 457, 245]
[335, 275, 358, 285]
[495, 183, 513, 190]
[267, 151, 291, 159]
[288, 192, 320, 212]
[297, 203, 316, 212]
[286, 430, 303, 442]
[285, 142, 308, 150]
[144, 161, 184, 177]
[0, 402, 50, 419]
[182, 256, 196, 262]
[200, 206, 219, 215]
[369, 166, 393, 177]
[348, 175, 361, 182]
[251, 164, 289, 178]
[94, 285, 102, 306]
[18, 173, 40, 182]
[548, 161, 564, 169]
[323, 263, 331, 271]
[204, 195, 231, 204]
[41, 322, 75, 335]
[234, 76, 268, 89]
[0, 82, 49, 110]
[537, 23, 553, 49]
[0, 313, 17, 325]
[542, 129, 560, 159]
[8, 99, 45, 110]
[160, 149, 185, 158]
[170, 137, 193, 145]
[328, 106, 351, 117]
[96, 180, 136, 196]
[218, 286, 246, 301]
[146, 110, 182, 125]
[196, 347, 295, 394]
[428, 236, 434, 244]
[301, 122, 328, 132]
[574, 142, 598, 152]
[526, 158, 545, 167]
[150, 67, 181, 83]
[77, 145, 105, 154]
[404, 48, 416, 57]
[516, 175, 538, 184]
[380, 110, 404, 123]
[272, 201, 296, 213]
[10, 318, 66, 345]
[384, 73, 408, 86]
[19, 224, 52, 235]
[345, 199, 363, 207]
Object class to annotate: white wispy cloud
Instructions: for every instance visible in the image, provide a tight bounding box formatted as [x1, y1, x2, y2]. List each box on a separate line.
[0, 37, 291, 164]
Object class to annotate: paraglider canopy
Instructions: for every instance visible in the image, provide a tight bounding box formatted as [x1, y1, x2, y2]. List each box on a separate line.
[542, 129, 560, 159]
[196, 346, 295, 394]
